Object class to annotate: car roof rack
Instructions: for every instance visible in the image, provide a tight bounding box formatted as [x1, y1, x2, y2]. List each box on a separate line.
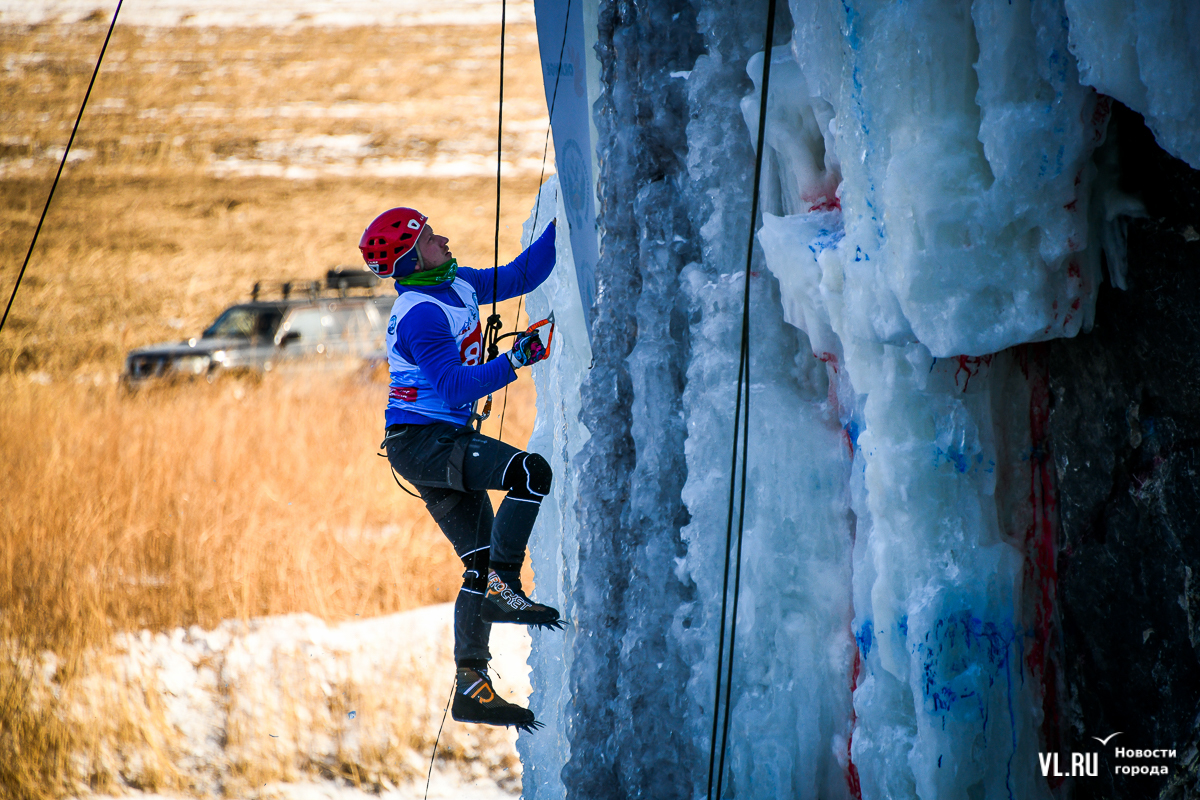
[326, 267, 381, 295]
[250, 268, 382, 301]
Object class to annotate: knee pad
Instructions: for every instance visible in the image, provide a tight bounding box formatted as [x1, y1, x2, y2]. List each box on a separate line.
[525, 453, 552, 495]
[461, 546, 490, 593]
[503, 452, 552, 500]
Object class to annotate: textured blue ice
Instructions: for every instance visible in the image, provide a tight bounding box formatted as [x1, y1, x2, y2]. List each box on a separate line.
[517, 1, 1195, 799]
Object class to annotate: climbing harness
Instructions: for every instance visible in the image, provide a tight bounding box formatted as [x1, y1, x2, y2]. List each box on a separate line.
[1, 0, 124, 336]
[706, 1, 779, 798]
[378, 428, 422, 499]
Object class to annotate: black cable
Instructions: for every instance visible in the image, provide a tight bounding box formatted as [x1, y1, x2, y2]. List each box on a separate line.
[706, 334, 748, 800]
[707, 1, 778, 797]
[484, 0, 509, 365]
[378, 453, 422, 499]
[0, 0, 124, 337]
[497, 294, 521, 442]
[423, 675, 456, 800]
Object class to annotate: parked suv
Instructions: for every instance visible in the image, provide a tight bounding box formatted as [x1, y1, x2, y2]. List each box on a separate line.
[123, 269, 394, 386]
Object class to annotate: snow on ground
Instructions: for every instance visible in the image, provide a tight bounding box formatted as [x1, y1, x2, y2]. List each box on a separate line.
[65, 604, 527, 799]
[0, 0, 534, 28]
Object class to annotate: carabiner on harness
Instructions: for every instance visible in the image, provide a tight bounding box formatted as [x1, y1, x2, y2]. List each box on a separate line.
[471, 393, 494, 432]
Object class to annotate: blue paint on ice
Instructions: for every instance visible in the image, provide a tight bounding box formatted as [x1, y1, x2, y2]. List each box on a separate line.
[809, 226, 846, 256]
[911, 611, 1023, 800]
[934, 446, 971, 474]
[856, 619, 874, 656]
[844, 418, 862, 449]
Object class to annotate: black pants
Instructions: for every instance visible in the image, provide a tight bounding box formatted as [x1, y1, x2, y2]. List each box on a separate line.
[384, 421, 544, 664]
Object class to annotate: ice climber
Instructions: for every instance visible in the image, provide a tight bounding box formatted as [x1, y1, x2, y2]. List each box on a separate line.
[360, 207, 560, 732]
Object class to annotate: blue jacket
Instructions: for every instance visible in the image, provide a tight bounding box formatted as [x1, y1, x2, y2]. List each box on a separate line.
[384, 223, 556, 427]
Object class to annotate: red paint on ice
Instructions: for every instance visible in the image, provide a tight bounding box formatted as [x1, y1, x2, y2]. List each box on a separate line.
[1089, 95, 1113, 144]
[841, 427, 855, 458]
[846, 646, 863, 800]
[832, 347, 862, 800]
[1018, 344, 1064, 790]
[818, 352, 855, 456]
[951, 354, 994, 391]
[808, 195, 842, 212]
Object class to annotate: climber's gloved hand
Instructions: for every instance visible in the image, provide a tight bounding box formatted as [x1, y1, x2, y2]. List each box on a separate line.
[507, 329, 547, 370]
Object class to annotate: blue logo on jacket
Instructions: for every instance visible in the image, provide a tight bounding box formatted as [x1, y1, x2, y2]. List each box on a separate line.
[387, 315, 398, 335]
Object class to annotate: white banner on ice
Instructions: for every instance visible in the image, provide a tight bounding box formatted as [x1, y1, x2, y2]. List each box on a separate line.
[533, 0, 600, 347]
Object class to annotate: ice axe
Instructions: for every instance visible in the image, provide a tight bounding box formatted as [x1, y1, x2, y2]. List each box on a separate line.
[495, 310, 556, 360]
[474, 312, 555, 431]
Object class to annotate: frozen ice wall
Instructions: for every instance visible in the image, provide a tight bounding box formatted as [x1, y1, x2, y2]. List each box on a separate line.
[673, 7, 858, 799]
[517, 176, 592, 800]
[783, 0, 1112, 358]
[1063, 0, 1200, 169]
[520, 1, 1198, 799]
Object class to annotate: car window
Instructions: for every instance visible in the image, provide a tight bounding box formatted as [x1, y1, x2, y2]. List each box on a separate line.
[204, 306, 282, 339]
[370, 296, 394, 324]
[281, 308, 327, 342]
[328, 307, 372, 339]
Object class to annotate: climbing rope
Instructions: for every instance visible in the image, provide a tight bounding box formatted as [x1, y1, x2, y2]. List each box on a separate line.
[0, 0, 124, 337]
[423, 676, 456, 800]
[483, 0, 510, 366]
[706, 1, 779, 798]
[424, 6, 574, 785]
[497, 0, 573, 442]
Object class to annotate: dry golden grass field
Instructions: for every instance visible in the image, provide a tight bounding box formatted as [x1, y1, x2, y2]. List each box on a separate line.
[1, 15, 545, 797]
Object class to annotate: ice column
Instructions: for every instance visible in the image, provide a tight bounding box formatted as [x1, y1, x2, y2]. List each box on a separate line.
[743, 0, 1108, 797]
[836, 345, 1054, 800]
[539, 3, 709, 797]
[674, 4, 860, 797]
[518, 177, 587, 800]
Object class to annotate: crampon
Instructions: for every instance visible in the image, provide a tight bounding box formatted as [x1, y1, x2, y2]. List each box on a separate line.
[480, 569, 565, 630]
[452, 667, 543, 732]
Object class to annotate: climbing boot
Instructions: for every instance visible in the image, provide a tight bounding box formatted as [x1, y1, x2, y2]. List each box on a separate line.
[480, 565, 564, 630]
[451, 666, 541, 732]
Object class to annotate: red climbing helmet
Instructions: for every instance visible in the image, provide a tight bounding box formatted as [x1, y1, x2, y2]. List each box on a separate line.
[359, 207, 429, 279]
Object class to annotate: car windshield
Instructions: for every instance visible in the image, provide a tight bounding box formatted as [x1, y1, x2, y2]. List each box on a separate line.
[203, 306, 283, 339]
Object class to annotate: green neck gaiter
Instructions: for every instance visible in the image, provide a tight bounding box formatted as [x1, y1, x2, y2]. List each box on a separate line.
[396, 258, 458, 287]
